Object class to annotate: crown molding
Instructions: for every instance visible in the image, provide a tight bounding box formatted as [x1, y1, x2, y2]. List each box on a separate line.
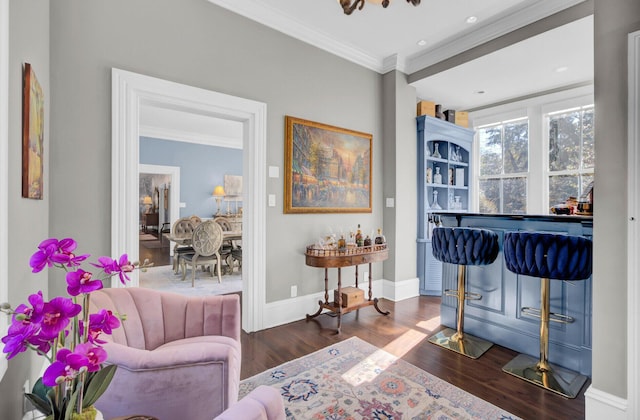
[404, 0, 587, 74]
[139, 124, 242, 149]
[207, 0, 383, 72]
[208, 0, 587, 75]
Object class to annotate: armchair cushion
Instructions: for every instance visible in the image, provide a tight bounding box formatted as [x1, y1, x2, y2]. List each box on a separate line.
[90, 288, 241, 420]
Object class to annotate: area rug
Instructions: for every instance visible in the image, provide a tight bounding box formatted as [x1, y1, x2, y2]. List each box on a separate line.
[139, 233, 159, 241]
[240, 337, 521, 420]
[139, 264, 242, 297]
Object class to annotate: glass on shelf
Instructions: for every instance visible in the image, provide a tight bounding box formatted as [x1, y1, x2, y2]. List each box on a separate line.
[432, 142, 441, 159]
[431, 190, 442, 210]
[433, 166, 443, 184]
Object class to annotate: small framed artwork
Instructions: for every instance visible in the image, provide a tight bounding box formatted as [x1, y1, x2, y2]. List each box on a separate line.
[284, 116, 372, 213]
[22, 63, 44, 199]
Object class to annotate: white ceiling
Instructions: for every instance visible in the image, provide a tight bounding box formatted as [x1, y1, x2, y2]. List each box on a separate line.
[208, 0, 593, 110]
[142, 0, 593, 139]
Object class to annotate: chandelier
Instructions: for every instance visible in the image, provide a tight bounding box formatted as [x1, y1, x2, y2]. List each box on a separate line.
[339, 0, 421, 15]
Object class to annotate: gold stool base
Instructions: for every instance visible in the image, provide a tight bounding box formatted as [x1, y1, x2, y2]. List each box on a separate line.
[502, 354, 587, 398]
[428, 328, 493, 359]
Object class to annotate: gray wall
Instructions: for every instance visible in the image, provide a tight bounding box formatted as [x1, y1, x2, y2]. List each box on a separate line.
[0, 0, 50, 418]
[592, 0, 640, 400]
[47, 0, 384, 300]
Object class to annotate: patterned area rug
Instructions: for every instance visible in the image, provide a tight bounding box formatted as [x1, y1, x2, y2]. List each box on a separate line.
[240, 337, 521, 420]
[139, 265, 242, 297]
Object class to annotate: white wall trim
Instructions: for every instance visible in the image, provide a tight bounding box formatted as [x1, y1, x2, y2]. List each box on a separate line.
[139, 124, 242, 150]
[112, 68, 267, 332]
[262, 278, 417, 330]
[623, 29, 640, 420]
[585, 387, 628, 420]
[0, 0, 9, 381]
[138, 164, 181, 261]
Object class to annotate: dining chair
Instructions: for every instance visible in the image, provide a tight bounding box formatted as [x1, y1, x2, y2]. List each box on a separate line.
[181, 220, 224, 286]
[214, 216, 235, 273]
[170, 217, 196, 274]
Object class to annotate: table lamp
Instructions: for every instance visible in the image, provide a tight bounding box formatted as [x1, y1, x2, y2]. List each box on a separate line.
[213, 185, 226, 216]
[142, 195, 153, 213]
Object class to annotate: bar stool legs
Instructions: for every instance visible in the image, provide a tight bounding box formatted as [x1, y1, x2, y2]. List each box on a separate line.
[502, 277, 587, 398]
[502, 231, 592, 399]
[429, 264, 493, 359]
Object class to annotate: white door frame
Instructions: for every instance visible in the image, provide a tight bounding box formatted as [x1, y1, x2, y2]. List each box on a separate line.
[112, 68, 267, 332]
[138, 164, 180, 257]
[0, 0, 9, 380]
[626, 29, 640, 420]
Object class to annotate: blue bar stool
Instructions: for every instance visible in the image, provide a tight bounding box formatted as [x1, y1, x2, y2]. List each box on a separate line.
[502, 231, 592, 398]
[429, 227, 499, 359]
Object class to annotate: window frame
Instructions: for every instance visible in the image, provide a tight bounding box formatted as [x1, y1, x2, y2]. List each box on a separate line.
[476, 117, 530, 214]
[471, 85, 594, 215]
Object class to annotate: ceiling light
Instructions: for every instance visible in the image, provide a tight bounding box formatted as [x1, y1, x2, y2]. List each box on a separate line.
[475, 90, 485, 95]
[555, 66, 568, 73]
[339, 0, 421, 15]
[466, 16, 478, 24]
[417, 39, 427, 46]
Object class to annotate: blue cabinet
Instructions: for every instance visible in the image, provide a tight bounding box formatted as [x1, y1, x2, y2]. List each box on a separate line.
[417, 115, 474, 295]
[438, 213, 593, 375]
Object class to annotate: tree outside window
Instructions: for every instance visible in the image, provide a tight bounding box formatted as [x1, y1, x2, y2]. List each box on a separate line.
[547, 106, 594, 209]
[478, 119, 529, 214]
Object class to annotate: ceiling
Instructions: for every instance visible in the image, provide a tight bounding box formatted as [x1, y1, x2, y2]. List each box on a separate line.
[141, 0, 593, 140]
[207, 0, 593, 111]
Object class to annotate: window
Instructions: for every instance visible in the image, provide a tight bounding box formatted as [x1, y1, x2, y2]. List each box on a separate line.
[547, 105, 594, 208]
[477, 118, 529, 214]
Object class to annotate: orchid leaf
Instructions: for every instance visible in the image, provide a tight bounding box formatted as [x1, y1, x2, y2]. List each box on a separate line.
[64, 386, 80, 420]
[82, 364, 117, 407]
[25, 392, 52, 416]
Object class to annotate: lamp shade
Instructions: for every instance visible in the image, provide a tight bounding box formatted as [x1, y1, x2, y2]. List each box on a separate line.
[213, 185, 226, 197]
[142, 196, 153, 205]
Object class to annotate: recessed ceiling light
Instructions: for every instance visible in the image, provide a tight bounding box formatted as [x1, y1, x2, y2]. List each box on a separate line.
[555, 66, 569, 73]
[466, 16, 478, 24]
[475, 90, 485, 95]
[417, 39, 427, 46]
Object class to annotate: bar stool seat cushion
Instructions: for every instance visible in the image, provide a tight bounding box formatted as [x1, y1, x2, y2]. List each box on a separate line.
[432, 227, 499, 266]
[503, 232, 592, 281]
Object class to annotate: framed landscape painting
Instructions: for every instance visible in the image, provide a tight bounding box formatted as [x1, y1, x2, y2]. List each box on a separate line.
[22, 63, 44, 199]
[284, 116, 372, 214]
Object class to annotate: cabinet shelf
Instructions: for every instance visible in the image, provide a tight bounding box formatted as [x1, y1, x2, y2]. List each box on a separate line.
[417, 115, 475, 296]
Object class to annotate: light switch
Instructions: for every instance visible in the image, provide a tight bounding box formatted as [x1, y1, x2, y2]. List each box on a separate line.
[268, 166, 280, 178]
[386, 198, 395, 208]
[179, 202, 187, 208]
[268, 194, 276, 207]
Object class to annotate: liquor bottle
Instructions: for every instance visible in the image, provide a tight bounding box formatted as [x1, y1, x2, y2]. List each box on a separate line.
[374, 228, 386, 245]
[355, 224, 364, 247]
[364, 235, 372, 247]
[338, 235, 346, 250]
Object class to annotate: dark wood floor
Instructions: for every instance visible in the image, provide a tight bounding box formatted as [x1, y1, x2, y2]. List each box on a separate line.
[241, 296, 586, 420]
[139, 231, 171, 267]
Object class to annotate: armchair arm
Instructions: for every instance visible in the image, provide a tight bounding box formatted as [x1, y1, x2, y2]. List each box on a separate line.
[215, 386, 285, 420]
[103, 336, 240, 371]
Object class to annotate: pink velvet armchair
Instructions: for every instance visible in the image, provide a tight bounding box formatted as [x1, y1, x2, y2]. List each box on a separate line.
[89, 288, 241, 420]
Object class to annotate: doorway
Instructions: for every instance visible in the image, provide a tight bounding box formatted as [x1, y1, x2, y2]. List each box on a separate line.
[111, 68, 267, 333]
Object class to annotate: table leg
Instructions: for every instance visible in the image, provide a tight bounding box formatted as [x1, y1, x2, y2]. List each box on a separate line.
[306, 300, 324, 320]
[369, 262, 390, 315]
[337, 267, 342, 333]
[324, 268, 329, 304]
[355, 265, 359, 288]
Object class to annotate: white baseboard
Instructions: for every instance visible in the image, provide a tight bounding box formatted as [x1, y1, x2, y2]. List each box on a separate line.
[261, 277, 420, 330]
[585, 385, 628, 419]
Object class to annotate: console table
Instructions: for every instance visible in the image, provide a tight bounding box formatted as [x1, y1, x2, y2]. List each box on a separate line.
[305, 244, 390, 333]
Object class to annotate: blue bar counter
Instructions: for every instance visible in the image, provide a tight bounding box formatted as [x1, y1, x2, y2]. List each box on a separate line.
[435, 213, 593, 375]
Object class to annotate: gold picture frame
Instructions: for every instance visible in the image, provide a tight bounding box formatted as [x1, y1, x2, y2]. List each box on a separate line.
[284, 116, 372, 214]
